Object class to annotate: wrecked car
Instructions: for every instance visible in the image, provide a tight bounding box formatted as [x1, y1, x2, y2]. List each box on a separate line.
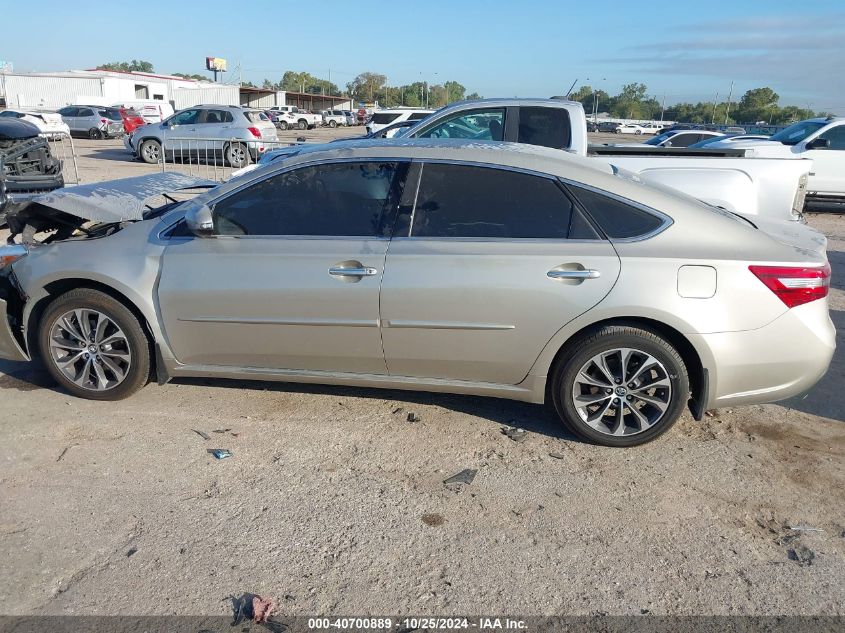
[0, 118, 64, 223]
[0, 140, 834, 447]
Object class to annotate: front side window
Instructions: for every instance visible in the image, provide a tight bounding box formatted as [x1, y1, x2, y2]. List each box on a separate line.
[78, 108, 95, 117]
[817, 125, 845, 150]
[410, 163, 581, 239]
[770, 120, 825, 145]
[665, 133, 700, 147]
[517, 106, 571, 149]
[568, 185, 665, 239]
[414, 108, 505, 141]
[213, 161, 408, 237]
[170, 109, 200, 126]
[371, 112, 401, 125]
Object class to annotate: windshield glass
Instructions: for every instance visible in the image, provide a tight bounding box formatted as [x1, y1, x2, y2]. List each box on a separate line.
[645, 132, 676, 145]
[770, 120, 825, 145]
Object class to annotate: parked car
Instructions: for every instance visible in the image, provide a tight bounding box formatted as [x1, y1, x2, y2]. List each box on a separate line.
[704, 117, 845, 211]
[366, 108, 434, 135]
[597, 121, 621, 133]
[124, 105, 279, 168]
[638, 122, 662, 134]
[321, 110, 347, 128]
[688, 134, 771, 148]
[0, 118, 64, 214]
[119, 108, 147, 135]
[57, 106, 124, 139]
[342, 110, 357, 126]
[642, 130, 726, 148]
[111, 101, 175, 124]
[0, 140, 832, 448]
[616, 123, 647, 135]
[267, 106, 321, 130]
[0, 109, 70, 139]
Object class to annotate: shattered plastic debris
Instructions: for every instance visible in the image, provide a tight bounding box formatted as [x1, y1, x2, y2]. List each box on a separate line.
[443, 469, 477, 486]
[126, 547, 138, 557]
[207, 449, 233, 460]
[789, 524, 823, 532]
[788, 544, 816, 565]
[407, 412, 421, 423]
[231, 593, 287, 633]
[548, 452, 566, 460]
[213, 428, 231, 434]
[192, 429, 211, 440]
[502, 426, 528, 443]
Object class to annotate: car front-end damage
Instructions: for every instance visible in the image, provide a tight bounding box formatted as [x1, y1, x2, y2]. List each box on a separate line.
[0, 119, 64, 209]
[0, 172, 216, 363]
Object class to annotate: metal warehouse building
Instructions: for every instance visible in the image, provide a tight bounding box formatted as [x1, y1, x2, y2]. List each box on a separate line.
[0, 69, 352, 113]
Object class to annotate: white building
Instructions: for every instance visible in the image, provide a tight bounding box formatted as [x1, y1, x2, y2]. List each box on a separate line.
[0, 69, 239, 110]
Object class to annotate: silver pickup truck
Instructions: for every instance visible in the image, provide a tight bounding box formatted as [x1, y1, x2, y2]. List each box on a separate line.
[396, 99, 811, 223]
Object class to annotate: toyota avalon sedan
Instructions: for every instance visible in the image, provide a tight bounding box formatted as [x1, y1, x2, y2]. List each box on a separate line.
[0, 139, 834, 447]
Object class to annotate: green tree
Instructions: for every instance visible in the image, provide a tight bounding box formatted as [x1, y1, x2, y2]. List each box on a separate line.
[733, 87, 780, 123]
[97, 60, 154, 73]
[465, 92, 483, 101]
[347, 72, 387, 103]
[173, 72, 208, 82]
[279, 71, 340, 95]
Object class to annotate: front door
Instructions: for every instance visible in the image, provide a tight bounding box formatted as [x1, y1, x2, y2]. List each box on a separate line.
[380, 162, 621, 385]
[802, 123, 845, 194]
[162, 108, 201, 158]
[158, 160, 409, 374]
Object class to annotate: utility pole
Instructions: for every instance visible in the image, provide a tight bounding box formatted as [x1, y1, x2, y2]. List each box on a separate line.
[711, 90, 719, 124]
[724, 81, 734, 125]
[660, 93, 666, 122]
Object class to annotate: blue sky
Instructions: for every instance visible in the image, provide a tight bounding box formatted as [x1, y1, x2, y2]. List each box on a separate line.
[3, 0, 844, 111]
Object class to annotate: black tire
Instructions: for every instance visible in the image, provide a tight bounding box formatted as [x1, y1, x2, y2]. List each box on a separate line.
[297, 119, 307, 130]
[329, 120, 337, 128]
[38, 289, 151, 401]
[88, 128, 103, 140]
[139, 139, 162, 164]
[550, 325, 689, 447]
[635, 129, 643, 135]
[225, 142, 250, 168]
[279, 121, 289, 130]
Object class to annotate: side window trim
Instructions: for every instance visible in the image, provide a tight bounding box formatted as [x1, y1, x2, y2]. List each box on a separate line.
[208, 157, 412, 239]
[559, 178, 673, 242]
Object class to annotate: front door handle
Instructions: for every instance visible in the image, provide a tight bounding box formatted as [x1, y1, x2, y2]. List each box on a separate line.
[547, 269, 601, 280]
[329, 266, 378, 277]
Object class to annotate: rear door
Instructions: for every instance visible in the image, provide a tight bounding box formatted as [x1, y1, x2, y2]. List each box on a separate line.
[380, 162, 621, 384]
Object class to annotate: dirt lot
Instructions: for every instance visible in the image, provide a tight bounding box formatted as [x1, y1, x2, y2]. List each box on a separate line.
[0, 129, 843, 617]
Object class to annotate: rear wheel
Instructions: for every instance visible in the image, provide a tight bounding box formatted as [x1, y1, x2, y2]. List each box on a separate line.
[551, 325, 689, 447]
[139, 139, 162, 164]
[38, 289, 151, 401]
[225, 142, 250, 168]
[279, 121, 289, 130]
[297, 119, 307, 130]
[88, 128, 103, 140]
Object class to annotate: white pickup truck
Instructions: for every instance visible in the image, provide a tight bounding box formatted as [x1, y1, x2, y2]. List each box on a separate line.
[268, 106, 321, 130]
[705, 117, 845, 212]
[397, 99, 811, 223]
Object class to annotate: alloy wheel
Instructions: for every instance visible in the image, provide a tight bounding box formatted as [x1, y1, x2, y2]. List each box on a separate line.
[571, 347, 672, 437]
[48, 309, 132, 391]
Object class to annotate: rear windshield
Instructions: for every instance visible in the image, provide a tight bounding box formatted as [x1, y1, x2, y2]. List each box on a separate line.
[372, 113, 401, 124]
[99, 109, 123, 121]
[243, 111, 266, 123]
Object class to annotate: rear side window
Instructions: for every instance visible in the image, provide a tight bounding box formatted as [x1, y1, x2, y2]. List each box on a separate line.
[408, 111, 430, 121]
[372, 112, 400, 125]
[518, 106, 571, 150]
[568, 185, 664, 239]
[411, 163, 578, 239]
[204, 110, 233, 124]
[243, 111, 264, 123]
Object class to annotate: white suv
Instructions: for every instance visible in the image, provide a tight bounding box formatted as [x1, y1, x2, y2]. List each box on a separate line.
[366, 108, 434, 135]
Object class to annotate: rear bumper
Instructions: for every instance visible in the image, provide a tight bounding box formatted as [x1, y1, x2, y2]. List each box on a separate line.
[703, 301, 835, 408]
[0, 299, 29, 362]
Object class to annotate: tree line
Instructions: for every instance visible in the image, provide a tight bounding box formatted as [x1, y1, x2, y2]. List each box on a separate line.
[569, 83, 832, 125]
[97, 61, 831, 124]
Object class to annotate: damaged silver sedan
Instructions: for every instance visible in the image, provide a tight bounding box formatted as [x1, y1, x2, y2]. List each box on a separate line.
[0, 140, 834, 447]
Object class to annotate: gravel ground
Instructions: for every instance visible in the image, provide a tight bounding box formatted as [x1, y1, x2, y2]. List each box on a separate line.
[0, 129, 843, 617]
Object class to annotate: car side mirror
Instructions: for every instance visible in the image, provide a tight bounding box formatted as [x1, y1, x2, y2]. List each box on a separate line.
[806, 137, 830, 150]
[185, 204, 214, 237]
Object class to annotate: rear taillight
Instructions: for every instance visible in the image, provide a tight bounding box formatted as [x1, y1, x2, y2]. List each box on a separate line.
[247, 127, 261, 138]
[101, 118, 108, 124]
[749, 264, 831, 308]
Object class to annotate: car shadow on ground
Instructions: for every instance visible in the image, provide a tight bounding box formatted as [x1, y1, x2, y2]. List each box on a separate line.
[83, 146, 139, 162]
[0, 358, 577, 442]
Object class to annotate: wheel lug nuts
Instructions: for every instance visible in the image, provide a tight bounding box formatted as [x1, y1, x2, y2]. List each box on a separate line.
[605, 388, 612, 394]
[626, 395, 632, 401]
[615, 378, 621, 384]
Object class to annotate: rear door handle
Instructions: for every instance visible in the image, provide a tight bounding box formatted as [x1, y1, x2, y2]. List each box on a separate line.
[329, 266, 378, 277]
[547, 269, 601, 280]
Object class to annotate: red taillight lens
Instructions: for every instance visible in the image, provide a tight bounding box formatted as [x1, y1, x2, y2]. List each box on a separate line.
[749, 264, 831, 308]
[247, 126, 261, 138]
[100, 118, 108, 124]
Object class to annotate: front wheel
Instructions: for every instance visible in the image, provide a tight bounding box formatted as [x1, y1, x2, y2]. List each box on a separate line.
[139, 139, 162, 164]
[38, 289, 151, 401]
[635, 129, 643, 135]
[551, 325, 689, 447]
[297, 119, 307, 130]
[329, 120, 337, 128]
